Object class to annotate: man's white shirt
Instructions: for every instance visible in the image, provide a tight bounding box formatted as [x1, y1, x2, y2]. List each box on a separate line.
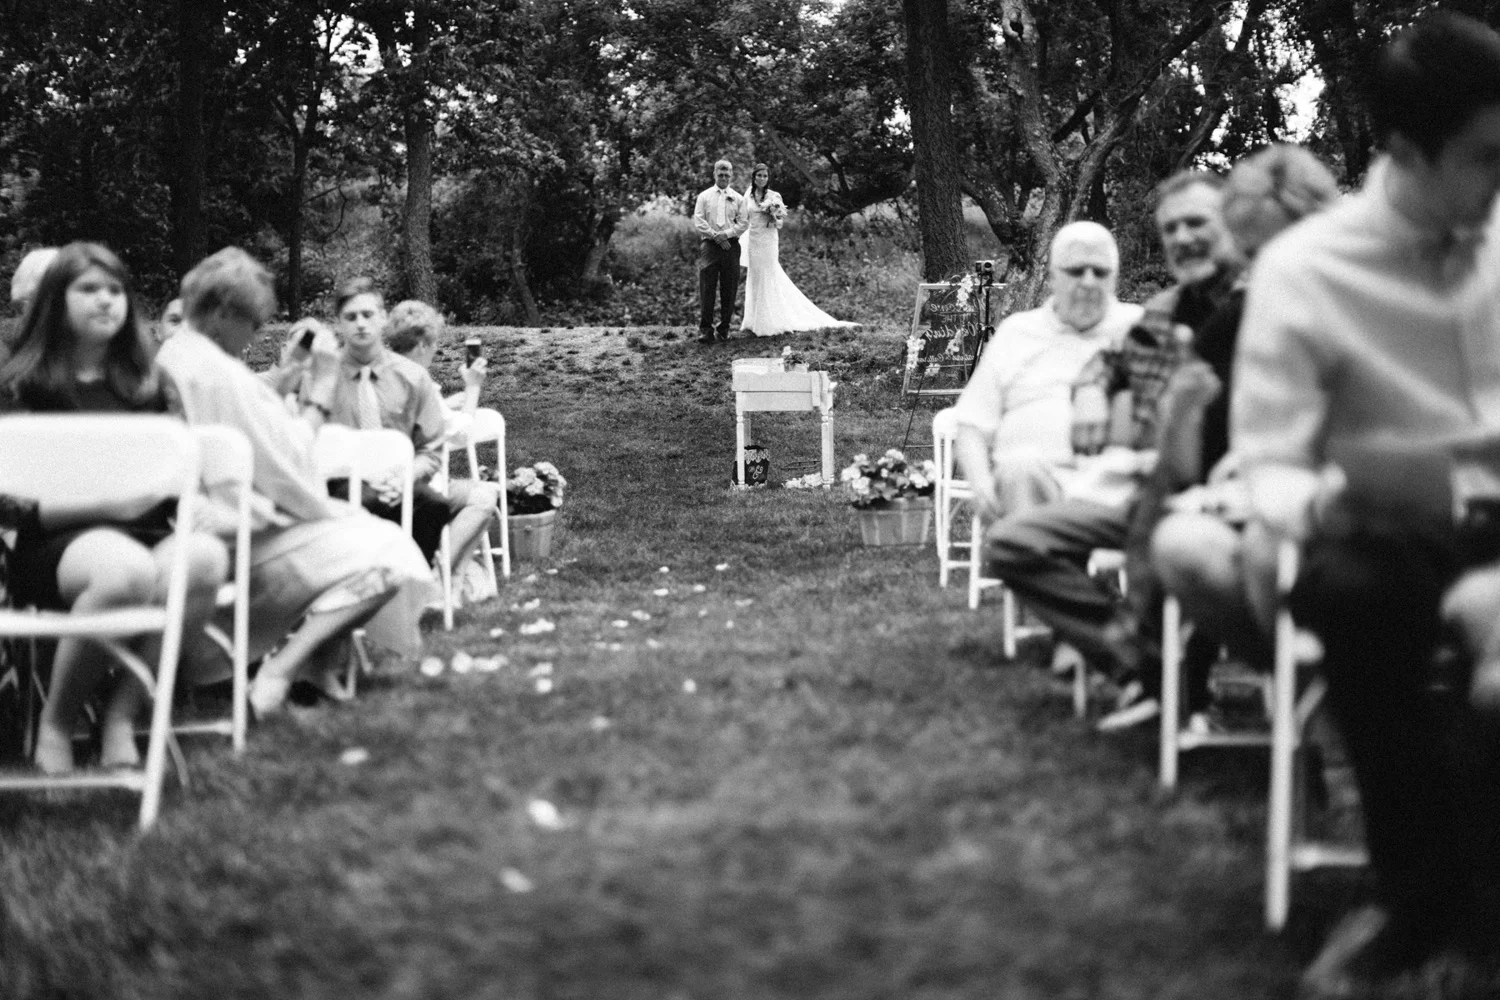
[693, 185, 748, 240]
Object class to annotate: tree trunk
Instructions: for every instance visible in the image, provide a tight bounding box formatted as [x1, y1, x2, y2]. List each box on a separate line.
[507, 182, 541, 326]
[581, 205, 621, 295]
[901, 0, 968, 281]
[172, 0, 211, 278]
[404, 112, 437, 304]
[401, 6, 438, 304]
[287, 134, 308, 316]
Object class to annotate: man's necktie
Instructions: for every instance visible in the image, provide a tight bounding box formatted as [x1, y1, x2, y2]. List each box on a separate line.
[716, 190, 726, 228]
[355, 366, 382, 430]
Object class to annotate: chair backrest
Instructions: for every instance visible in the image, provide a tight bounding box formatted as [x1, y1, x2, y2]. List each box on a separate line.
[932, 407, 961, 482]
[0, 414, 199, 505]
[313, 425, 415, 533]
[466, 407, 505, 447]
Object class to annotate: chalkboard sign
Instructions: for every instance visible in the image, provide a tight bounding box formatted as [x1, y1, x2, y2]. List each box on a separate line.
[901, 282, 1006, 399]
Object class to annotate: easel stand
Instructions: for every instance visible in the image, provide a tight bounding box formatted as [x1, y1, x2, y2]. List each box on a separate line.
[732, 360, 835, 489]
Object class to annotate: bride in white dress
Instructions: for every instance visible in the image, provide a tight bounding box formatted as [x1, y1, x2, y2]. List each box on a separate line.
[739, 163, 858, 337]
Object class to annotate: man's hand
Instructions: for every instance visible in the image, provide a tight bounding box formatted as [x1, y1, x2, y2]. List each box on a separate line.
[1247, 464, 1345, 541]
[1071, 385, 1110, 456]
[969, 473, 1005, 523]
[370, 471, 405, 508]
[462, 356, 488, 391]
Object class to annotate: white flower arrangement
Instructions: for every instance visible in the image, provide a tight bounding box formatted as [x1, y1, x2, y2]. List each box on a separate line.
[839, 449, 937, 509]
[506, 461, 567, 515]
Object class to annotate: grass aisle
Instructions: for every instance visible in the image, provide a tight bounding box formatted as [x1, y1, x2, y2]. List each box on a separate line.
[2, 326, 1375, 999]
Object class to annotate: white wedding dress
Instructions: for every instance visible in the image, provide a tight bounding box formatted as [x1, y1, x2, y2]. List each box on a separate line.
[739, 190, 858, 337]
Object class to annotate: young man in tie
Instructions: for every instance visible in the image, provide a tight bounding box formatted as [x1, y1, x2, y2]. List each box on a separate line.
[325, 277, 498, 576]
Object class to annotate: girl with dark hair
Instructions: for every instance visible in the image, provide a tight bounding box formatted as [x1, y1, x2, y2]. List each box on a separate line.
[0, 241, 228, 774]
[738, 163, 857, 337]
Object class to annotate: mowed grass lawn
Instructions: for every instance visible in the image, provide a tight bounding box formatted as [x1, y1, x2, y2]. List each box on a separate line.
[4, 322, 1467, 999]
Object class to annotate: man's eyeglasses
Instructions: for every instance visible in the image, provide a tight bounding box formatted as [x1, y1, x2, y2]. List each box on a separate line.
[1061, 265, 1112, 279]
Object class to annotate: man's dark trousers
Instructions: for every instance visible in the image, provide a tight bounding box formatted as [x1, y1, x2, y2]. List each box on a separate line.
[698, 237, 740, 340]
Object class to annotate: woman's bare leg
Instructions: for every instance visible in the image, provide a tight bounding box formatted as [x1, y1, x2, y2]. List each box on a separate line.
[248, 590, 394, 715]
[38, 531, 158, 774]
[100, 533, 229, 768]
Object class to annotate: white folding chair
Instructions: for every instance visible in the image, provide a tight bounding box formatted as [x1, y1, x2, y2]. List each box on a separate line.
[314, 426, 415, 694]
[435, 406, 508, 630]
[1265, 539, 1366, 930]
[178, 425, 253, 754]
[0, 415, 201, 830]
[1157, 593, 1273, 789]
[931, 408, 1040, 659]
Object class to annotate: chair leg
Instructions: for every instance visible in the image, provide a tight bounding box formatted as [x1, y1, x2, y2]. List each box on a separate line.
[1002, 587, 1017, 658]
[1160, 595, 1182, 789]
[1266, 605, 1298, 930]
[1073, 659, 1088, 718]
[439, 526, 454, 631]
[969, 510, 985, 611]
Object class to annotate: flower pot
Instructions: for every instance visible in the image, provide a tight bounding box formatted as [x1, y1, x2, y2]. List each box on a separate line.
[855, 497, 932, 546]
[505, 508, 558, 560]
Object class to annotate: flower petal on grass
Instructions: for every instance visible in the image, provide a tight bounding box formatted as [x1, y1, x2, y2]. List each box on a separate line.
[527, 799, 563, 829]
[630, 610, 651, 621]
[488, 627, 506, 638]
[474, 656, 505, 673]
[682, 679, 697, 693]
[534, 677, 554, 694]
[419, 656, 446, 677]
[523, 574, 538, 584]
[652, 588, 670, 597]
[340, 747, 370, 766]
[589, 716, 612, 731]
[725, 621, 735, 629]
[520, 618, 555, 635]
[545, 568, 558, 575]
[451, 652, 474, 674]
[715, 563, 730, 571]
[646, 639, 662, 650]
[734, 599, 753, 607]
[500, 868, 534, 893]
[692, 584, 707, 593]
[611, 619, 629, 629]
[527, 662, 553, 678]
[521, 598, 541, 611]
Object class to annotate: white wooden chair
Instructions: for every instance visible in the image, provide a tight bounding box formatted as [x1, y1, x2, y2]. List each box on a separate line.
[435, 406, 508, 629]
[1265, 539, 1366, 930]
[1157, 593, 1272, 790]
[314, 426, 415, 694]
[931, 408, 1041, 658]
[0, 415, 202, 830]
[180, 425, 253, 755]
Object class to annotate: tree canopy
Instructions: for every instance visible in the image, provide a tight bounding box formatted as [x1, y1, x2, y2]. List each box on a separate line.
[0, 0, 1452, 321]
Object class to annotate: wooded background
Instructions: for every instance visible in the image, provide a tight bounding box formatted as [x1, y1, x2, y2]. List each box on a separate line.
[1, 0, 1489, 323]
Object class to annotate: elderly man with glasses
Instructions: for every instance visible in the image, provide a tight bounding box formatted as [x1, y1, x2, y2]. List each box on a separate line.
[952, 221, 1144, 523]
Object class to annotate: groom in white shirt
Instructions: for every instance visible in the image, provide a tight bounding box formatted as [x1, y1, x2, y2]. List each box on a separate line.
[692, 159, 748, 344]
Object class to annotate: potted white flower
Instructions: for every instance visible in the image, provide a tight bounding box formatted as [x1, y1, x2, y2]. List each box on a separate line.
[503, 462, 567, 560]
[840, 449, 936, 546]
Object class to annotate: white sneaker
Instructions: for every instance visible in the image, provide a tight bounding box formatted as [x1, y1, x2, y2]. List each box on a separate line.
[1050, 642, 1086, 677]
[1096, 695, 1161, 732]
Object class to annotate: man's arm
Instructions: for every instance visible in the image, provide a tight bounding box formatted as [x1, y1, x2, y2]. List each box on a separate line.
[408, 374, 448, 483]
[726, 193, 749, 239]
[691, 189, 714, 240]
[954, 425, 1004, 521]
[1232, 249, 1330, 539]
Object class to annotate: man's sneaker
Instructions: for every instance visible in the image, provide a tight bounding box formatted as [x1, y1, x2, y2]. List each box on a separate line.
[1096, 681, 1161, 732]
[1050, 642, 1086, 677]
[1300, 905, 1433, 999]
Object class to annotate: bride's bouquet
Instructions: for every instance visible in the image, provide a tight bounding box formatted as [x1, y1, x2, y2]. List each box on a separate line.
[755, 189, 787, 225]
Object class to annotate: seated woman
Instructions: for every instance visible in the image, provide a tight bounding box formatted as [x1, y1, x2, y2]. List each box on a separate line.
[154, 247, 434, 715]
[0, 242, 228, 773]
